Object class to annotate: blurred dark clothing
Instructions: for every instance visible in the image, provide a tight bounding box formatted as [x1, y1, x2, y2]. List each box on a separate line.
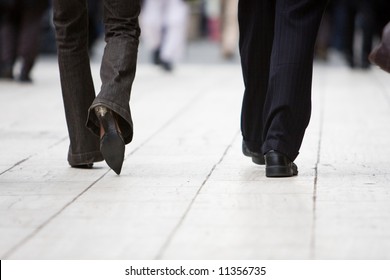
[0, 0, 48, 12]
[18, 0, 48, 9]
[373, 0, 390, 36]
[339, 0, 375, 68]
[0, 0, 15, 9]
[0, 0, 49, 80]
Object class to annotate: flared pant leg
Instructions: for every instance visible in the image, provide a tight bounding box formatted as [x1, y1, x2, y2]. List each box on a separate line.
[53, 0, 103, 166]
[87, 0, 141, 144]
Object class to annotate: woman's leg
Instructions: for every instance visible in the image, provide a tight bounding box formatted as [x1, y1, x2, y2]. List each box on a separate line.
[88, 0, 141, 145]
[53, 0, 103, 166]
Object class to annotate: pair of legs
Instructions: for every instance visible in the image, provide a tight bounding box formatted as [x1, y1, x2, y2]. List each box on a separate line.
[53, 0, 141, 169]
[340, 0, 375, 68]
[140, 0, 189, 69]
[239, 0, 328, 163]
[0, 3, 48, 81]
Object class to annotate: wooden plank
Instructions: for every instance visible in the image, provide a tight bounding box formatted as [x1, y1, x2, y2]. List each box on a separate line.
[314, 66, 390, 259]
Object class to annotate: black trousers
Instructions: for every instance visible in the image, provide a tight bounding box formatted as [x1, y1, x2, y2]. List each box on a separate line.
[53, 0, 141, 166]
[238, 0, 328, 161]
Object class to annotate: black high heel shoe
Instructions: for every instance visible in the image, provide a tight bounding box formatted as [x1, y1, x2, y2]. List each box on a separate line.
[95, 106, 125, 175]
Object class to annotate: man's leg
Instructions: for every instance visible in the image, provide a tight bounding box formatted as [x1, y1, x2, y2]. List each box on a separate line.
[262, 0, 328, 161]
[238, 0, 275, 154]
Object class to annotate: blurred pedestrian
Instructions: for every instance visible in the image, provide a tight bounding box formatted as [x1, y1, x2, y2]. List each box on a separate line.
[340, 0, 375, 69]
[53, 0, 141, 174]
[239, 0, 328, 177]
[202, 0, 238, 59]
[0, 0, 49, 82]
[204, 0, 220, 42]
[220, 0, 238, 59]
[140, 0, 189, 71]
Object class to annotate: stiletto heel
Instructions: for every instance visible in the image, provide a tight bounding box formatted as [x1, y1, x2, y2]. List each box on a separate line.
[95, 106, 125, 175]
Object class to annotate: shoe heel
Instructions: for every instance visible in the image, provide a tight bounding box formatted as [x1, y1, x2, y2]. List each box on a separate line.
[266, 166, 293, 177]
[252, 156, 265, 165]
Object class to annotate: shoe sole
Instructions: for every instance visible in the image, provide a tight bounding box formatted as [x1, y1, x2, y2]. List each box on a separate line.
[266, 165, 298, 177]
[71, 163, 94, 169]
[242, 144, 265, 165]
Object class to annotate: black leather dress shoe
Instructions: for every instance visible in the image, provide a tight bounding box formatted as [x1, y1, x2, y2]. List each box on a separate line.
[242, 141, 265, 165]
[265, 150, 298, 177]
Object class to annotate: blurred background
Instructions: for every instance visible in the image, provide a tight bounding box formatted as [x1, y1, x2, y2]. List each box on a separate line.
[1, 0, 390, 83]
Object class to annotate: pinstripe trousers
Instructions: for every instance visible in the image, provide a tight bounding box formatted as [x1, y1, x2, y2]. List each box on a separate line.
[53, 0, 141, 166]
[239, 0, 328, 161]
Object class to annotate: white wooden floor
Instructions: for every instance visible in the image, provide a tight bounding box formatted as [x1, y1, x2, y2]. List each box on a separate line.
[1, 55, 390, 260]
